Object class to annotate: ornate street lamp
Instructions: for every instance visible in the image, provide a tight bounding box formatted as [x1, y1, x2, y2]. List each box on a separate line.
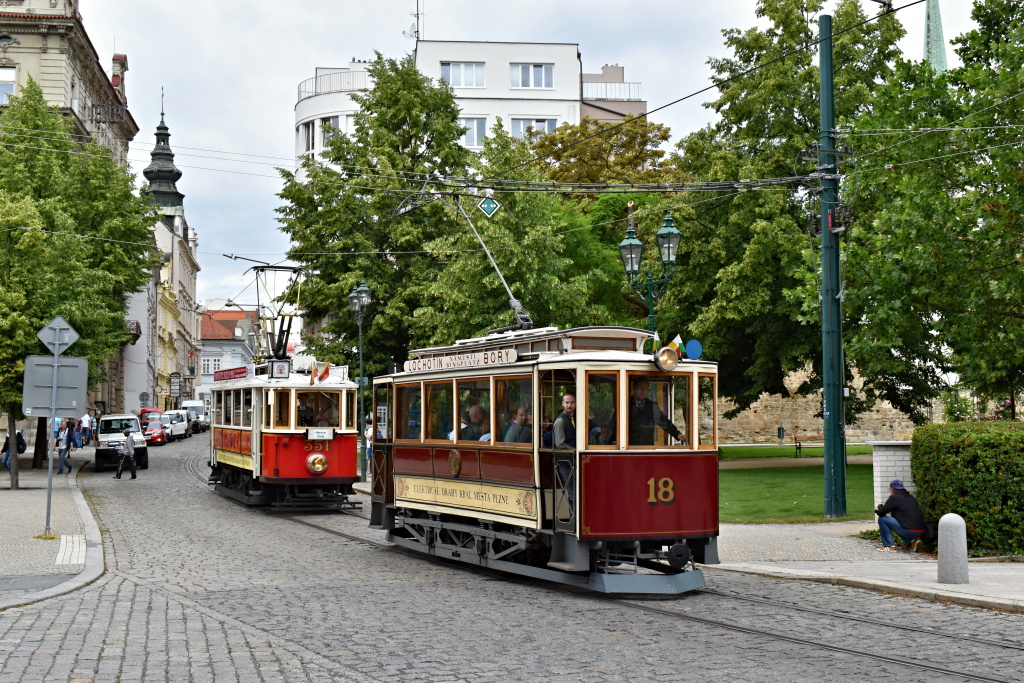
[347, 280, 372, 481]
[618, 202, 681, 332]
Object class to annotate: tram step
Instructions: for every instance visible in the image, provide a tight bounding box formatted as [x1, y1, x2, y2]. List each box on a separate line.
[546, 561, 585, 572]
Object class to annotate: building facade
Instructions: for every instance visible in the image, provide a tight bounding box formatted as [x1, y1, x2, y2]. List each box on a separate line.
[0, 0, 137, 161]
[293, 40, 646, 164]
[121, 113, 201, 413]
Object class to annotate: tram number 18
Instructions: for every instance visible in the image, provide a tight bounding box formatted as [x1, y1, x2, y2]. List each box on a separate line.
[646, 477, 675, 505]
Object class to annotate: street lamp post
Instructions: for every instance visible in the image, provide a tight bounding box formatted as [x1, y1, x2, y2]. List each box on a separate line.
[618, 202, 681, 332]
[347, 280, 372, 481]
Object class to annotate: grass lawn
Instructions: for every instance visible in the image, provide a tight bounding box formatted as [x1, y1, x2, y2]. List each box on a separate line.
[719, 444, 873, 460]
[720, 464, 874, 523]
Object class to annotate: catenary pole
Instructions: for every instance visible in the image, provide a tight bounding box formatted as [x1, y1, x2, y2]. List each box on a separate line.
[819, 14, 846, 517]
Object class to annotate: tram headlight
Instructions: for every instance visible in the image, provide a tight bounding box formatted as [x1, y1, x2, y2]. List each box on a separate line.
[306, 453, 328, 475]
[654, 346, 680, 372]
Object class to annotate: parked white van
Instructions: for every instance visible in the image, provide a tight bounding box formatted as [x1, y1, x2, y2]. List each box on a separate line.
[95, 414, 148, 470]
[180, 400, 209, 432]
[162, 410, 193, 439]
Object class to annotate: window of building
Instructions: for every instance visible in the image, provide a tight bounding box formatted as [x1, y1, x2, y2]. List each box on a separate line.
[511, 119, 557, 138]
[300, 121, 315, 152]
[459, 118, 487, 148]
[510, 64, 553, 89]
[441, 62, 485, 88]
[321, 116, 340, 145]
[0, 67, 15, 105]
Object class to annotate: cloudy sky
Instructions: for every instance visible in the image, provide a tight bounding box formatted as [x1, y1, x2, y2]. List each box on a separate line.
[78, 0, 975, 306]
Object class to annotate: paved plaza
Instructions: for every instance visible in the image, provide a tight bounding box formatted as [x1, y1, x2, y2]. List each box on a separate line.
[2, 438, 1023, 681]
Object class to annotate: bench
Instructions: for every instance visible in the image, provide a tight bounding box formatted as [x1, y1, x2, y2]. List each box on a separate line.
[794, 435, 824, 456]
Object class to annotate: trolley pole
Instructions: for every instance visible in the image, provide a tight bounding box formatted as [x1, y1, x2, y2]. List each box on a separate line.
[819, 14, 846, 517]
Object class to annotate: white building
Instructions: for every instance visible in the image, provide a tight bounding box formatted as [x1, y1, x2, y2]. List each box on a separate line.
[293, 40, 646, 163]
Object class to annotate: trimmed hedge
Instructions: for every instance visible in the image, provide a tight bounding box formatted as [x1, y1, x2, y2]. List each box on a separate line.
[912, 422, 1024, 556]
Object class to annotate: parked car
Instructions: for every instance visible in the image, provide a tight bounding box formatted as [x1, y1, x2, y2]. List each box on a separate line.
[95, 414, 148, 470]
[160, 412, 189, 442]
[143, 419, 166, 446]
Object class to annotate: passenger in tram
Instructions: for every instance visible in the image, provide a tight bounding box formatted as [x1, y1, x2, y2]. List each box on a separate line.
[628, 377, 682, 445]
[478, 414, 492, 442]
[457, 404, 486, 441]
[552, 393, 576, 450]
[503, 405, 529, 442]
[515, 413, 533, 444]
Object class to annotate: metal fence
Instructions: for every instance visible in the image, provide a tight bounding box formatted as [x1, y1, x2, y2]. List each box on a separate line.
[582, 81, 643, 101]
[297, 71, 370, 101]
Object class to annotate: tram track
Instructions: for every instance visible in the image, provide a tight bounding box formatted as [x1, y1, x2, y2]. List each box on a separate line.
[185, 453, 1021, 681]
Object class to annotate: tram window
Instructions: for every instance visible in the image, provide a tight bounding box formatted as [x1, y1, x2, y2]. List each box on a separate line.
[296, 390, 341, 428]
[698, 374, 716, 448]
[539, 370, 576, 449]
[232, 390, 243, 426]
[373, 385, 391, 440]
[586, 373, 617, 447]
[224, 391, 234, 426]
[273, 390, 291, 429]
[395, 384, 422, 440]
[626, 374, 685, 447]
[242, 390, 253, 427]
[457, 379, 490, 442]
[496, 376, 533, 445]
[214, 392, 224, 425]
[425, 381, 454, 441]
[345, 391, 356, 430]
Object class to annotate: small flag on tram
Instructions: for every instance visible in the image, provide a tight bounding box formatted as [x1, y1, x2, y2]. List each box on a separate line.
[318, 362, 331, 382]
[667, 335, 683, 354]
[652, 331, 660, 348]
[310, 362, 318, 386]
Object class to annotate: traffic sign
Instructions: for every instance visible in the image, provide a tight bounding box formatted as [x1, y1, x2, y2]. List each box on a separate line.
[21, 355, 89, 418]
[477, 196, 500, 218]
[37, 315, 79, 356]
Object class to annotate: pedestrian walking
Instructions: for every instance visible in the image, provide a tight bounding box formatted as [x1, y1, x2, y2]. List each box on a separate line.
[81, 410, 93, 446]
[2, 430, 27, 471]
[115, 429, 137, 480]
[875, 479, 926, 552]
[55, 418, 75, 474]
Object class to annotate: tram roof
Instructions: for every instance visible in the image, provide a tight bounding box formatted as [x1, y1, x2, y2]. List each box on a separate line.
[408, 326, 654, 358]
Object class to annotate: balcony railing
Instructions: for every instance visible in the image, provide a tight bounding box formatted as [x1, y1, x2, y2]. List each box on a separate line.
[582, 81, 643, 101]
[297, 71, 370, 102]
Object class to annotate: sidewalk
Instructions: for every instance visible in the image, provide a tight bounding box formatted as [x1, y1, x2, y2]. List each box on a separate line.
[0, 455, 104, 610]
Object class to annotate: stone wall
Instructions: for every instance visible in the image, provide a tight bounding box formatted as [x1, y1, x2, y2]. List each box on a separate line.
[718, 368, 934, 444]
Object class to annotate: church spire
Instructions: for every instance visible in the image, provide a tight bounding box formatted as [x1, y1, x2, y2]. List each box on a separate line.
[143, 94, 184, 209]
[924, 0, 948, 74]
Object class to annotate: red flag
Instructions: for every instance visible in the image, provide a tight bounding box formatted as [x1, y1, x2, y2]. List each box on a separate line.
[318, 362, 331, 382]
[310, 362, 317, 386]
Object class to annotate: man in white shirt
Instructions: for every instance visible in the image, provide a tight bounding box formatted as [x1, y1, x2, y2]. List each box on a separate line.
[80, 410, 93, 446]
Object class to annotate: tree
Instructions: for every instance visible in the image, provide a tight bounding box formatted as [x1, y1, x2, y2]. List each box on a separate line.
[841, 0, 1024, 419]
[277, 54, 472, 376]
[660, 0, 904, 418]
[528, 115, 677, 187]
[410, 120, 627, 345]
[0, 78, 158, 486]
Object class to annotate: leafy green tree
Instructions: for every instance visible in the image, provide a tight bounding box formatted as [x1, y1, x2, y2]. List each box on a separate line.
[528, 115, 676, 186]
[410, 120, 627, 345]
[277, 54, 472, 375]
[0, 78, 158, 485]
[661, 0, 904, 418]
[842, 0, 1024, 420]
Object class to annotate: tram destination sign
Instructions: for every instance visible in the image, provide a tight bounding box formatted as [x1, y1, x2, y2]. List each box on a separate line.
[403, 349, 518, 373]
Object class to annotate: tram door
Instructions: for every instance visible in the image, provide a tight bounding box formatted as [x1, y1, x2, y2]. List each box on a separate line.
[539, 369, 577, 534]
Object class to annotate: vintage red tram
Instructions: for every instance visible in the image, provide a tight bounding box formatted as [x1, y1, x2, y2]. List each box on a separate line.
[208, 362, 361, 510]
[369, 326, 719, 594]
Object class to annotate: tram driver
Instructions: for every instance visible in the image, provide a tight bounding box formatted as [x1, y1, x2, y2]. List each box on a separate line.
[628, 377, 683, 446]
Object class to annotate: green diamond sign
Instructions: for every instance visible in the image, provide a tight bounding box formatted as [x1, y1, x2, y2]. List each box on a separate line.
[477, 197, 500, 218]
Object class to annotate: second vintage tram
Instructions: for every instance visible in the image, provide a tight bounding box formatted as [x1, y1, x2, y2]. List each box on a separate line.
[369, 325, 719, 594]
[208, 361, 361, 510]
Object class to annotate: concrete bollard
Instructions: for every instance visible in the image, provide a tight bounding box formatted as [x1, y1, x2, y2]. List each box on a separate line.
[937, 513, 969, 584]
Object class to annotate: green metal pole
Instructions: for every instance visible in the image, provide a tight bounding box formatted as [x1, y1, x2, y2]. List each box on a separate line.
[646, 274, 656, 332]
[819, 14, 846, 517]
[357, 315, 366, 481]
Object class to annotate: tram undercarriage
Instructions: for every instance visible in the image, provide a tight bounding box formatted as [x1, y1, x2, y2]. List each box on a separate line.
[379, 506, 713, 594]
[210, 464, 360, 511]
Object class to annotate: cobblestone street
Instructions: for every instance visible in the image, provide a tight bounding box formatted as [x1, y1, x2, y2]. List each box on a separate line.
[2, 437, 1023, 682]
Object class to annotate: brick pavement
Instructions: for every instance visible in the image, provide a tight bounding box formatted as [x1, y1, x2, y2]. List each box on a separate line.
[1, 438, 1023, 681]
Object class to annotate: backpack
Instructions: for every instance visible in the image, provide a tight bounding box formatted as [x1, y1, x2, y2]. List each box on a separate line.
[923, 522, 938, 544]
[16, 433, 26, 454]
